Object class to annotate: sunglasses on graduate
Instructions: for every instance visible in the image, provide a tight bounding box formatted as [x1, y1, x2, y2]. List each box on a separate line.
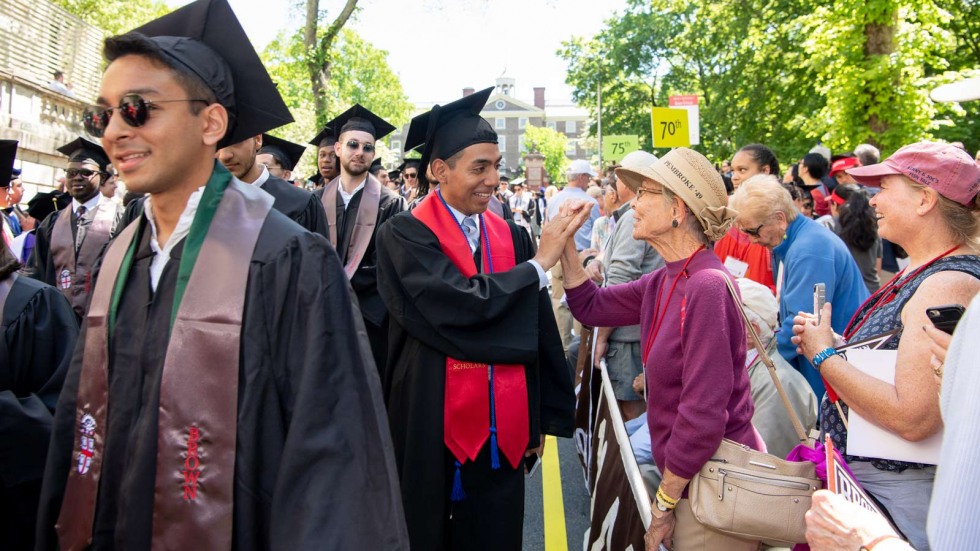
[66, 168, 103, 179]
[83, 94, 210, 137]
[345, 140, 375, 154]
[403, 172, 418, 179]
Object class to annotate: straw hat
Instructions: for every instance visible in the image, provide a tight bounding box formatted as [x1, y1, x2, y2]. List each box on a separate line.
[615, 147, 735, 240]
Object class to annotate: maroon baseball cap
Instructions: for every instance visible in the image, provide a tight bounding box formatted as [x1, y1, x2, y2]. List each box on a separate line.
[846, 141, 980, 206]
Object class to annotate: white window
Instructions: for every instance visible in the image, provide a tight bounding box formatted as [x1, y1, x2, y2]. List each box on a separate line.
[498, 135, 507, 152]
[390, 140, 402, 153]
[519, 117, 527, 129]
[518, 135, 525, 153]
[546, 121, 556, 130]
[566, 120, 577, 134]
[565, 140, 577, 156]
[495, 117, 506, 129]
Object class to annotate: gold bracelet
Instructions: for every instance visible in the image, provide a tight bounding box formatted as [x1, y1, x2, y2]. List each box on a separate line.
[656, 486, 679, 507]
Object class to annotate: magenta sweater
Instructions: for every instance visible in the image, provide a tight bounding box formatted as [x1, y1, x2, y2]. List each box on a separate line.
[566, 249, 761, 479]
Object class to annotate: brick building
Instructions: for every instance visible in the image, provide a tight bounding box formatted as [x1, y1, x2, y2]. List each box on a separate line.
[389, 78, 591, 178]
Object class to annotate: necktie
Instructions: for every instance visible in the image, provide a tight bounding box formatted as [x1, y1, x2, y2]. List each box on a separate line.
[462, 216, 479, 252]
[75, 206, 87, 226]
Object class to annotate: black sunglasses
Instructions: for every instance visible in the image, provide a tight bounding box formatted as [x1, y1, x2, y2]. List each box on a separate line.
[403, 172, 418, 179]
[83, 94, 210, 137]
[66, 168, 102, 179]
[345, 140, 376, 154]
[740, 221, 766, 237]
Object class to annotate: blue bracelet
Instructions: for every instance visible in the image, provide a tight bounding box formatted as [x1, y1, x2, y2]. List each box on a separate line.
[811, 347, 838, 370]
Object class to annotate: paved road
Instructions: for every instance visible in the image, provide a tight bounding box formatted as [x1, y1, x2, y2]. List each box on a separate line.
[523, 436, 591, 551]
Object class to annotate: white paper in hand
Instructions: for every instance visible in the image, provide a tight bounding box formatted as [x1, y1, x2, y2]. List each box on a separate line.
[845, 349, 943, 464]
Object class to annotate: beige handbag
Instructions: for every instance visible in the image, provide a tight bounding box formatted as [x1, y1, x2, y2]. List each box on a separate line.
[688, 275, 820, 545]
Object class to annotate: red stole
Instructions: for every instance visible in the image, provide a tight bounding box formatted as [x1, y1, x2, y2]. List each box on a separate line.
[411, 193, 529, 469]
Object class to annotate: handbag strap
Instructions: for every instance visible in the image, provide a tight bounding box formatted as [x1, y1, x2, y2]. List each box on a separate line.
[719, 273, 810, 445]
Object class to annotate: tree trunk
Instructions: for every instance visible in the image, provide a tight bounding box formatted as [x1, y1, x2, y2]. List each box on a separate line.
[864, 11, 897, 140]
[303, 0, 360, 129]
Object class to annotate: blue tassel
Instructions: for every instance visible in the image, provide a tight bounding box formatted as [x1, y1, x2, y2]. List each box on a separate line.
[450, 462, 466, 502]
[489, 428, 501, 470]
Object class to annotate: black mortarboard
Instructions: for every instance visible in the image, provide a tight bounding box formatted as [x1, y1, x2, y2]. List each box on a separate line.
[0, 140, 16, 185]
[259, 134, 306, 171]
[324, 104, 395, 141]
[397, 159, 421, 172]
[404, 87, 497, 188]
[370, 158, 385, 174]
[388, 169, 400, 180]
[27, 190, 70, 222]
[309, 127, 337, 149]
[130, 0, 293, 147]
[57, 136, 111, 170]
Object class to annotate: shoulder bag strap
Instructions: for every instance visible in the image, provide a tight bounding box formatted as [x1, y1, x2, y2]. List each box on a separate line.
[719, 273, 810, 445]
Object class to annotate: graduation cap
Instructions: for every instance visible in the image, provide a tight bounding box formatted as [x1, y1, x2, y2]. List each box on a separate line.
[129, 0, 293, 147]
[309, 127, 337, 149]
[57, 136, 111, 171]
[259, 134, 306, 171]
[388, 169, 401, 180]
[325, 104, 396, 141]
[397, 159, 421, 172]
[369, 158, 386, 174]
[403, 87, 497, 190]
[27, 190, 70, 222]
[0, 140, 16, 185]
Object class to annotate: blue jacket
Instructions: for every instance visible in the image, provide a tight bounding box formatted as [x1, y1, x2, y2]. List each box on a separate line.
[773, 215, 869, 397]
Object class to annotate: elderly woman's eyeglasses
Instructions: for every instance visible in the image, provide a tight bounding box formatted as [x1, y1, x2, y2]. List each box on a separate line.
[636, 187, 663, 199]
[739, 222, 767, 237]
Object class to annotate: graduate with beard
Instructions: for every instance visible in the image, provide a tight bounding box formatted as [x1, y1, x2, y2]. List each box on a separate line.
[27, 136, 123, 320]
[35, 1, 407, 549]
[0, 142, 78, 551]
[376, 87, 580, 550]
[217, 133, 328, 237]
[313, 105, 406, 374]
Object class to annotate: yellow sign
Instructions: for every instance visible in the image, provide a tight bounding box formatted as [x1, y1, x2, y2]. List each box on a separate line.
[651, 107, 690, 148]
[602, 135, 639, 164]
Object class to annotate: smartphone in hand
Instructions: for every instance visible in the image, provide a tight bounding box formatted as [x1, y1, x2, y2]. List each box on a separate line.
[525, 453, 541, 478]
[927, 304, 965, 335]
[813, 283, 826, 324]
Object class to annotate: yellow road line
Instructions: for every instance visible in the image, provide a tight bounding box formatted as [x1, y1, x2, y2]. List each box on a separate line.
[542, 435, 568, 551]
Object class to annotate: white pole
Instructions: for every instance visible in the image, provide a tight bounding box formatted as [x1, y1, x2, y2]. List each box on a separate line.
[597, 80, 603, 170]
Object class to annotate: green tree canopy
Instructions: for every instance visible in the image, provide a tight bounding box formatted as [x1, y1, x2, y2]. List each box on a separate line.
[560, 0, 980, 166]
[262, 27, 414, 176]
[50, 0, 170, 36]
[522, 125, 569, 185]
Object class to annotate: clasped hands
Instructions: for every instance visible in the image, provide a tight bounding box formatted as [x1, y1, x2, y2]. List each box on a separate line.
[532, 199, 592, 271]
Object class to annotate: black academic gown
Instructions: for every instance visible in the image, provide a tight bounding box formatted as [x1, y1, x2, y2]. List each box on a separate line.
[36, 211, 408, 550]
[0, 276, 78, 551]
[259, 175, 329, 239]
[376, 213, 575, 551]
[313, 184, 405, 373]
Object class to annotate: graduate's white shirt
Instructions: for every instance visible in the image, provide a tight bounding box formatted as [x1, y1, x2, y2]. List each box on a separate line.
[339, 179, 366, 210]
[72, 192, 103, 215]
[442, 201, 547, 290]
[251, 164, 271, 188]
[144, 186, 204, 292]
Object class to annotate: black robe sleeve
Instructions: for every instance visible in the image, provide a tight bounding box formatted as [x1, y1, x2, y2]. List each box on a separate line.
[0, 277, 78, 549]
[24, 212, 59, 286]
[262, 177, 329, 239]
